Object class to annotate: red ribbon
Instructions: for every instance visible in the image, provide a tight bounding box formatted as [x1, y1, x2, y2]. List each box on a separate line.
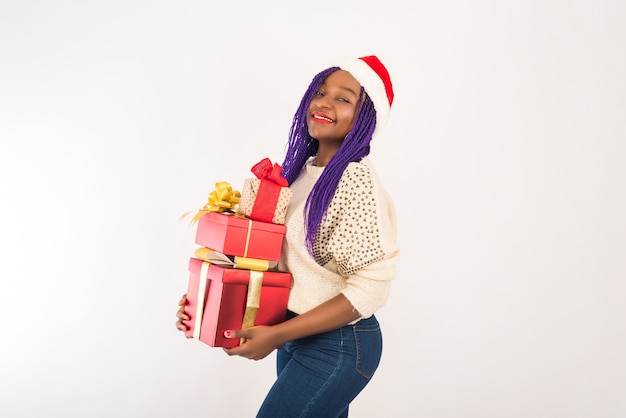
[251, 158, 288, 187]
[249, 158, 288, 223]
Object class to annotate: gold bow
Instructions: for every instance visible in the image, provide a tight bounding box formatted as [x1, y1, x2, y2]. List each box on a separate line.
[179, 182, 241, 225]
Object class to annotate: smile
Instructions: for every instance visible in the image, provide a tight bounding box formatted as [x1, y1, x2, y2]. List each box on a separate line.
[311, 113, 333, 124]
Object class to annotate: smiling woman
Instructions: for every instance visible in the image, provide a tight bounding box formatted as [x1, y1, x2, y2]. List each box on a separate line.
[307, 70, 362, 157]
[176, 55, 398, 418]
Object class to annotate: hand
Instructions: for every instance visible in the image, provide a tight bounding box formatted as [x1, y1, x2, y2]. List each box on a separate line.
[175, 294, 192, 338]
[222, 326, 281, 360]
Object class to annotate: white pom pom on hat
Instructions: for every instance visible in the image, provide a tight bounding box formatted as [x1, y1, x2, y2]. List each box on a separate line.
[337, 55, 394, 137]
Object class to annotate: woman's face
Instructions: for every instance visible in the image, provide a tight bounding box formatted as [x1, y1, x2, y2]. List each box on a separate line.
[307, 70, 361, 144]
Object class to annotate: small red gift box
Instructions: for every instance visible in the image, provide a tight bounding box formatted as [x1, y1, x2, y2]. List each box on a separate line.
[237, 158, 293, 225]
[184, 257, 292, 348]
[195, 211, 286, 262]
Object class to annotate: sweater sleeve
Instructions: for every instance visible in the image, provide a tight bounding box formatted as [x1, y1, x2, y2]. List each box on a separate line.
[341, 248, 398, 318]
[328, 162, 400, 317]
[327, 163, 397, 275]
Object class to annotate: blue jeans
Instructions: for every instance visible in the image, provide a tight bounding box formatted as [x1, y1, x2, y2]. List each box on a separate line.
[256, 311, 383, 418]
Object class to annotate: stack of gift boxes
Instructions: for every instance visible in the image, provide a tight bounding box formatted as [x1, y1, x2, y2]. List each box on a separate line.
[182, 159, 293, 348]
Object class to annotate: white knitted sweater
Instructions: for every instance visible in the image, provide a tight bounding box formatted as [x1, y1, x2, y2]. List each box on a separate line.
[278, 157, 399, 320]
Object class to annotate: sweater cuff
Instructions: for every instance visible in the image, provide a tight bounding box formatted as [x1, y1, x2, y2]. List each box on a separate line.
[341, 279, 391, 319]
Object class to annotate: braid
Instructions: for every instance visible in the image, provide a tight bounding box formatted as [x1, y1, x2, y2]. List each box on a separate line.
[281, 67, 338, 184]
[304, 90, 377, 257]
[280, 68, 378, 260]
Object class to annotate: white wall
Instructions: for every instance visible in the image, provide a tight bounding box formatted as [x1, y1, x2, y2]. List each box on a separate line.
[1, 1, 624, 417]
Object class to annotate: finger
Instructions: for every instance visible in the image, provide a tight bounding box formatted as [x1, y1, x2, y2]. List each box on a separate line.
[176, 307, 189, 320]
[224, 329, 247, 339]
[222, 345, 246, 356]
[178, 294, 187, 306]
[176, 320, 188, 331]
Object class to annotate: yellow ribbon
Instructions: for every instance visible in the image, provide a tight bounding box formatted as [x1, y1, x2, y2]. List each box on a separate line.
[240, 270, 264, 344]
[178, 182, 241, 225]
[194, 247, 275, 271]
[193, 261, 211, 340]
[243, 217, 252, 257]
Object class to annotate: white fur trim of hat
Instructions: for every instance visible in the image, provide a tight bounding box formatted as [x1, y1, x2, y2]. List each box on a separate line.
[338, 55, 394, 137]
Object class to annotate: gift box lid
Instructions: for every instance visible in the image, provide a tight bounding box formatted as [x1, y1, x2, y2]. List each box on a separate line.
[188, 258, 292, 288]
[201, 212, 286, 234]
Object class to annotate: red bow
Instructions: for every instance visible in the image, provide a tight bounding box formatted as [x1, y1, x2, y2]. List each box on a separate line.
[251, 158, 288, 187]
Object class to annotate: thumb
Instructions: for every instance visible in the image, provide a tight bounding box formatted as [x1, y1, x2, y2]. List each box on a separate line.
[223, 329, 243, 339]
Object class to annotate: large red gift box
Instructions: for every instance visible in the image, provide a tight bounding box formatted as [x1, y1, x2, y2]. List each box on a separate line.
[195, 211, 286, 262]
[183, 257, 292, 348]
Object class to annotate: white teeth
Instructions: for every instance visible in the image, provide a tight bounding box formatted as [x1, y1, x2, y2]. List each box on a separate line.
[313, 115, 332, 122]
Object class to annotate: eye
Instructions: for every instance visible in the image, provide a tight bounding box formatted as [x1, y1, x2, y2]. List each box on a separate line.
[315, 91, 324, 97]
[337, 97, 350, 103]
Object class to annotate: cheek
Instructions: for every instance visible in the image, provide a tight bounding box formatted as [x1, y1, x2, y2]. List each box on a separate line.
[339, 105, 356, 120]
[342, 110, 357, 129]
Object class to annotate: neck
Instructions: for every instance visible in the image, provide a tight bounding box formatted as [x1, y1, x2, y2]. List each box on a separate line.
[315, 144, 340, 167]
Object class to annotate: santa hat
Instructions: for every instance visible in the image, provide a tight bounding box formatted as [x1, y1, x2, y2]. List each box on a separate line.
[338, 55, 394, 137]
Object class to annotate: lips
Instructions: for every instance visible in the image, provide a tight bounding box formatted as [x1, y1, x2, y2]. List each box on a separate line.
[310, 112, 333, 124]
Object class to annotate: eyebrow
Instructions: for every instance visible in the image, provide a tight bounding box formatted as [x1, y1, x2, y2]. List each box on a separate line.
[339, 85, 359, 98]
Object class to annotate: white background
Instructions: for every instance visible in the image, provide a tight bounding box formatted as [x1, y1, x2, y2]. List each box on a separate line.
[1, 1, 624, 417]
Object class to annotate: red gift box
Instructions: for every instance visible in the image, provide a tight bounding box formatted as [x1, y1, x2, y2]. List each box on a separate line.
[183, 257, 292, 348]
[237, 178, 292, 225]
[237, 158, 293, 225]
[195, 211, 286, 262]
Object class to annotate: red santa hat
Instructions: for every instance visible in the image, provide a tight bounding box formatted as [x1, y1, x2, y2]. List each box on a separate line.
[338, 55, 394, 137]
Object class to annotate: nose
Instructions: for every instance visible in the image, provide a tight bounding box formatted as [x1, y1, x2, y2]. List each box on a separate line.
[313, 94, 331, 110]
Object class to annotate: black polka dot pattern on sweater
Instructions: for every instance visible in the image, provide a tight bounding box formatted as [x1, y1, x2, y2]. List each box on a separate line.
[312, 163, 386, 275]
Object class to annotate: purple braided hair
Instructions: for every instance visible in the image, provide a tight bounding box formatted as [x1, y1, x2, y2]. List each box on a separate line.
[281, 67, 378, 259]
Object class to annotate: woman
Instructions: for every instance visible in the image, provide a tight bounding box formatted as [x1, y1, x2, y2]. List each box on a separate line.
[177, 55, 399, 417]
